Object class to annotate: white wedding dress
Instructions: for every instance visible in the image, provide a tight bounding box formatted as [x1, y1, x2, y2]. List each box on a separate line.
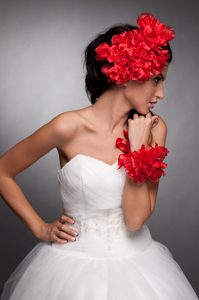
[1, 154, 198, 299]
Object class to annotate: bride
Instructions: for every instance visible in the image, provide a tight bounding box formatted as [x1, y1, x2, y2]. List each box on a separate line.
[0, 12, 198, 300]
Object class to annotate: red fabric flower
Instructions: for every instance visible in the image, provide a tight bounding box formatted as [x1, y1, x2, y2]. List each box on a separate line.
[115, 129, 169, 183]
[95, 12, 175, 84]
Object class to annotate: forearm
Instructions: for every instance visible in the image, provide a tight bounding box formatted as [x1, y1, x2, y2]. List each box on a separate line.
[0, 175, 46, 238]
[122, 175, 152, 230]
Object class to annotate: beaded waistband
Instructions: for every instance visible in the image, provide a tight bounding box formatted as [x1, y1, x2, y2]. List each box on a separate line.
[51, 207, 153, 258]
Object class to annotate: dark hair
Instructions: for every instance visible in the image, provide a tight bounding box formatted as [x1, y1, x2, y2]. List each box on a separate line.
[83, 23, 173, 117]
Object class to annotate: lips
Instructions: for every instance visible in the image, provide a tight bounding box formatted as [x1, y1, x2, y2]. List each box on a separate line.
[148, 102, 156, 108]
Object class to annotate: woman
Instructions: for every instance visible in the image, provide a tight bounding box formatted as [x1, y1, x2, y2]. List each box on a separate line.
[0, 12, 198, 299]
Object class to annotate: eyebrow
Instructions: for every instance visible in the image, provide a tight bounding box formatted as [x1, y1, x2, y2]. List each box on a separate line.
[159, 73, 166, 81]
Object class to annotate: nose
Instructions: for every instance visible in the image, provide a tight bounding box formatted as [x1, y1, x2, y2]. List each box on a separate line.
[155, 82, 165, 100]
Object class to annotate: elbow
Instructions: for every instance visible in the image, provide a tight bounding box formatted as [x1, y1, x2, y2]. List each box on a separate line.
[125, 219, 145, 231]
[124, 211, 151, 232]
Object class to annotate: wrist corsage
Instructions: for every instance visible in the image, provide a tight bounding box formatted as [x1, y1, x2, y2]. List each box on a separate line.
[115, 129, 169, 183]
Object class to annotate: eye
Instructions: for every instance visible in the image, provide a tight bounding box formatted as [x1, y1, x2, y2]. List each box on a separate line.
[153, 76, 162, 85]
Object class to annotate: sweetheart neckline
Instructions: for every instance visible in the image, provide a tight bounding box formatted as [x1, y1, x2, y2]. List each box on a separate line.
[57, 154, 118, 173]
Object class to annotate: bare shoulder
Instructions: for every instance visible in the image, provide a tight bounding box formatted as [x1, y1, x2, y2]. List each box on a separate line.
[50, 107, 94, 145]
[151, 114, 167, 147]
[49, 110, 82, 146]
[0, 109, 83, 176]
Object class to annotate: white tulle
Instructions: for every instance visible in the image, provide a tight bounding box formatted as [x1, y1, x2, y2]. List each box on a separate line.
[1, 154, 198, 299]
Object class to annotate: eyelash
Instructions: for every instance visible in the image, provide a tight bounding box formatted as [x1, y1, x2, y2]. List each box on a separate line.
[154, 77, 162, 84]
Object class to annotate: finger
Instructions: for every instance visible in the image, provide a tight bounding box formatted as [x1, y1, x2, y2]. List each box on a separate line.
[54, 235, 68, 244]
[152, 119, 159, 128]
[139, 115, 145, 119]
[59, 223, 78, 237]
[151, 117, 159, 127]
[133, 114, 139, 119]
[57, 230, 76, 242]
[59, 214, 75, 224]
[152, 115, 159, 120]
[57, 222, 65, 231]
[59, 214, 74, 224]
[50, 229, 68, 243]
[151, 116, 159, 123]
[146, 112, 152, 118]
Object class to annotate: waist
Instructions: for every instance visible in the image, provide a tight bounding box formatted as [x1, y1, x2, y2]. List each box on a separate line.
[52, 207, 153, 258]
[71, 207, 126, 233]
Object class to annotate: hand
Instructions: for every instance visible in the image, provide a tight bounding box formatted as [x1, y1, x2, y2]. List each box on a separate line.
[37, 214, 78, 244]
[127, 112, 159, 151]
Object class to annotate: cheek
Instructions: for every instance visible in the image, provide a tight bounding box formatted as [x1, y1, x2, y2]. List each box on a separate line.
[124, 82, 154, 104]
[140, 86, 155, 102]
[128, 89, 150, 104]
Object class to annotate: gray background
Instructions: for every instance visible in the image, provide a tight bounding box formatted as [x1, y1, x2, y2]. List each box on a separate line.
[0, 0, 198, 296]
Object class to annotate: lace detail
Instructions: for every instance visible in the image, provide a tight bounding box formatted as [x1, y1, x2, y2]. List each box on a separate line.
[54, 208, 151, 257]
[67, 208, 127, 241]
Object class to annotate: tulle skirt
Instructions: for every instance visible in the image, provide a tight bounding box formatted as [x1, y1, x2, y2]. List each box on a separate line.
[1, 216, 198, 300]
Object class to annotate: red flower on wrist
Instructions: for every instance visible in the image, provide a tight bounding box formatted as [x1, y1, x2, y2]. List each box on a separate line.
[115, 129, 169, 183]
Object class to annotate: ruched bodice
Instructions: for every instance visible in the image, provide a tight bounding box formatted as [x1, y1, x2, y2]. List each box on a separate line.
[54, 154, 152, 258]
[57, 154, 126, 215]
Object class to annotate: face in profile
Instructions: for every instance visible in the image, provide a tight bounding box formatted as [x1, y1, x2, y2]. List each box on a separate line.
[123, 65, 168, 115]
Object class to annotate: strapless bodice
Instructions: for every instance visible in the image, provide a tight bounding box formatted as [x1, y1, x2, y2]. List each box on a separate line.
[57, 154, 126, 216]
[54, 154, 152, 258]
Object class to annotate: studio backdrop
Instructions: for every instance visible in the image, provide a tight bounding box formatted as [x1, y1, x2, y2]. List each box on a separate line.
[0, 0, 198, 296]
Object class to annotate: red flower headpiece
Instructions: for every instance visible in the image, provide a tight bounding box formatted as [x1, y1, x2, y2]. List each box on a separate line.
[95, 13, 175, 84]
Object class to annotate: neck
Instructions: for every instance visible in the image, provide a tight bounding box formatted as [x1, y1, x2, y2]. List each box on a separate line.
[90, 87, 133, 134]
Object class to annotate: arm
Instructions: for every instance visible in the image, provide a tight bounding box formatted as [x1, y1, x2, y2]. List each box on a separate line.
[0, 112, 76, 239]
[122, 116, 167, 230]
[146, 116, 167, 212]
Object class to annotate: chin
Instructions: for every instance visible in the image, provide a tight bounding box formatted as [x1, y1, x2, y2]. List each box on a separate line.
[139, 108, 150, 115]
